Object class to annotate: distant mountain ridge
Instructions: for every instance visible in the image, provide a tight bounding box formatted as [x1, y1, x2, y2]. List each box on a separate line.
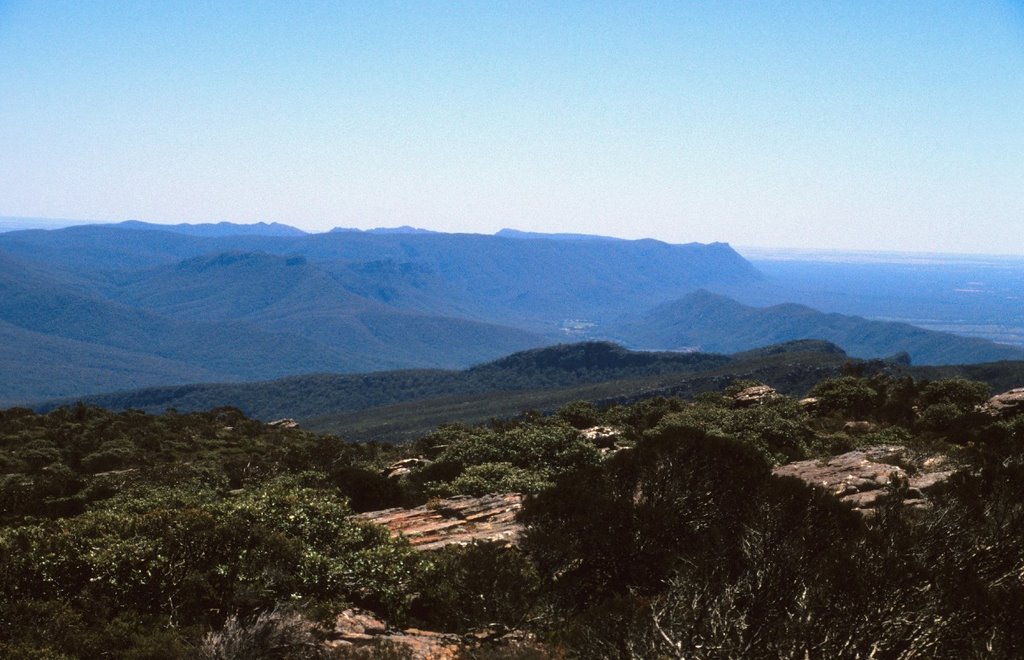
[0, 222, 761, 403]
[117, 220, 308, 236]
[31, 340, 842, 437]
[330, 225, 438, 235]
[4, 220, 1021, 404]
[614, 290, 1024, 365]
[494, 228, 625, 241]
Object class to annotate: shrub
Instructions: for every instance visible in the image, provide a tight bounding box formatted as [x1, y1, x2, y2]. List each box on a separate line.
[809, 376, 881, 418]
[521, 427, 772, 608]
[199, 606, 329, 660]
[415, 425, 599, 497]
[410, 542, 542, 631]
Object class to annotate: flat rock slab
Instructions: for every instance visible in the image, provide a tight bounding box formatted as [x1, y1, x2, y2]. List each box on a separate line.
[773, 445, 952, 514]
[354, 493, 524, 551]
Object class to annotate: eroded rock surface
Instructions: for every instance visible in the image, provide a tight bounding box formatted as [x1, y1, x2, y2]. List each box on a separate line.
[383, 457, 431, 480]
[773, 446, 953, 514]
[354, 493, 524, 551]
[982, 387, 1024, 418]
[580, 425, 621, 448]
[326, 609, 459, 659]
[326, 609, 543, 659]
[732, 385, 781, 407]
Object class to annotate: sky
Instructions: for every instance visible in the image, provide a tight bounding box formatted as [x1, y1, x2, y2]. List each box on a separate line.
[1, 1, 1023, 253]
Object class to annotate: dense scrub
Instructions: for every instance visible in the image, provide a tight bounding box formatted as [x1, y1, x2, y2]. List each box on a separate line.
[2, 370, 1024, 657]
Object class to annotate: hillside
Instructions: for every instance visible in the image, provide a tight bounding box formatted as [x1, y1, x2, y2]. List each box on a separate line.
[5, 223, 1024, 405]
[0, 224, 764, 403]
[0, 223, 762, 328]
[616, 290, 1024, 365]
[35, 341, 858, 442]
[4, 366, 1024, 657]
[33, 342, 730, 418]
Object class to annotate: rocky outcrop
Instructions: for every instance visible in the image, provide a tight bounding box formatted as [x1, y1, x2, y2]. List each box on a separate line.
[579, 425, 631, 455]
[354, 493, 524, 551]
[773, 446, 953, 514]
[580, 425, 620, 449]
[732, 385, 781, 407]
[326, 608, 459, 659]
[981, 387, 1024, 418]
[798, 396, 820, 410]
[326, 609, 542, 659]
[267, 418, 299, 429]
[383, 457, 431, 479]
[843, 420, 878, 434]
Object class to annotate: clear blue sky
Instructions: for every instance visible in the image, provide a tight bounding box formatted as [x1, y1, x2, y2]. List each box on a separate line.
[2, 1, 1023, 252]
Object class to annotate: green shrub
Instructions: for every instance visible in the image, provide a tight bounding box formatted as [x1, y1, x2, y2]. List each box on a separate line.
[521, 427, 772, 608]
[809, 376, 881, 418]
[416, 424, 599, 497]
[411, 542, 542, 631]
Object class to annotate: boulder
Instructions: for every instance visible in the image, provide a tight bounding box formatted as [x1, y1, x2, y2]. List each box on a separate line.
[773, 445, 952, 515]
[981, 387, 1024, 418]
[383, 457, 431, 479]
[732, 385, 781, 407]
[267, 418, 299, 429]
[798, 397, 820, 410]
[843, 420, 878, 434]
[579, 425, 621, 449]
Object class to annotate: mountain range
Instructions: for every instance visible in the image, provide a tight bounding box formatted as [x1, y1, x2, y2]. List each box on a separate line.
[2, 221, 1023, 405]
[0, 222, 755, 403]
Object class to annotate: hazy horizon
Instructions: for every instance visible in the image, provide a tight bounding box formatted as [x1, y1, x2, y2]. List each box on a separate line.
[7, 214, 1024, 262]
[3, 1, 1023, 253]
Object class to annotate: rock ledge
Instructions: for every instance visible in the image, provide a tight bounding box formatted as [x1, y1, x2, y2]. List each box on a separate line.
[773, 446, 952, 514]
[354, 493, 524, 551]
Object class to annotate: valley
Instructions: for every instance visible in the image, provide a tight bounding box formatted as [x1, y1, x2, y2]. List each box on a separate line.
[4, 222, 1024, 406]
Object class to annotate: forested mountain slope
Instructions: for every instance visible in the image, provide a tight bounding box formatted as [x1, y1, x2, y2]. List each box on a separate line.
[5, 223, 1022, 405]
[0, 224, 761, 402]
[34, 341, 856, 442]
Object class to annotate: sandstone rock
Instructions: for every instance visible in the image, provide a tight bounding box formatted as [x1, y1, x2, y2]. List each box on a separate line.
[332, 608, 387, 640]
[354, 493, 524, 551]
[922, 455, 948, 470]
[908, 471, 953, 493]
[267, 418, 299, 429]
[732, 385, 781, 407]
[799, 396, 820, 410]
[843, 420, 878, 434]
[580, 425, 620, 449]
[981, 387, 1024, 418]
[326, 609, 544, 659]
[326, 609, 461, 659]
[383, 457, 431, 479]
[773, 445, 952, 514]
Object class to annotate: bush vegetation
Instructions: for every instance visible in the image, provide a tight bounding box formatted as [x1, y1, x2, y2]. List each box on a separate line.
[2, 372, 1023, 657]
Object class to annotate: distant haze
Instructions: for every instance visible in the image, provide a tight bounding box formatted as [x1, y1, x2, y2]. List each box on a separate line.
[1, 2, 1023, 254]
